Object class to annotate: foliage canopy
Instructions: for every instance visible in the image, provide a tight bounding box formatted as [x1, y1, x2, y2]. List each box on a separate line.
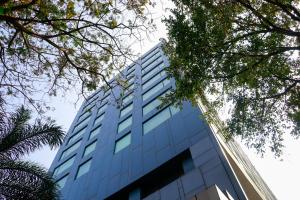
[164, 0, 300, 156]
[0, 0, 154, 113]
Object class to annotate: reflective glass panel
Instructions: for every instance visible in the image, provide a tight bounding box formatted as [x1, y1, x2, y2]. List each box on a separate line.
[75, 159, 92, 179]
[73, 116, 91, 133]
[142, 71, 165, 90]
[115, 133, 131, 153]
[56, 175, 68, 189]
[94, 114, 104, 125]
[143, 108, 171, 134]
[142, 63, 164, 81]
[142, 58, 163, 73]
[118, 116, 132, 133]
[60, 139, 81, 160]
[68, 127, 87, 145]
[53, 156, 75, 177]
[83, 140, 97, 157]
[142, 82, 164, 101]
[97, 104, 107, 115]
[89, 126, 101, 139]
[78, 111, 91, 122]
[120, 103, 133, 118]
[142, 48, 159, 62]
[123, 93, 133, 104]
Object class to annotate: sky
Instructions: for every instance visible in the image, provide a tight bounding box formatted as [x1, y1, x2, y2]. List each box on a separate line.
[26, 1, 300, 200]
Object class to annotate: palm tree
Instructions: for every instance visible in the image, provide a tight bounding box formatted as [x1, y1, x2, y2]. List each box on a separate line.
[0, 106, 65, 200]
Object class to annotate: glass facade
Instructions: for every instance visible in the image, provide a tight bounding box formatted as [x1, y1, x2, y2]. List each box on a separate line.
[94, 114, 104, 126]
[123, 93, 133, 105]
[142, 48, 159, 62]
[60, 139, 82, 160]
[143, 105, 180, 134]
[142, 70, 166, 90]
[83, 140, 97, 157]
[97, 103, 107, 115]
[73, 116, 91, 133]
[142, 90, 170, 116]
[117, 116, 132, 133]
[120, 103, 133, 118]
[142, 79, 170, 101]
[89, 125, 101, 140]
[124, 83, 134, 94]
[56, 175, 68, 189]
[53, 156, 76, 177]
[75, 159, 92, 179]
[142, 51, 161, 67]
[68, 127, 87, 145]
[49, 42, 274, 200]
[114, 132, 131, 153]
[77, 111, 91, 123]
[142, 62, 164, 82]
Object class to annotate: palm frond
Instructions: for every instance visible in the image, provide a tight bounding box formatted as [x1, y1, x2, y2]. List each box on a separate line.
[0, 106, 65, 160]
[0, 160, 60, 200]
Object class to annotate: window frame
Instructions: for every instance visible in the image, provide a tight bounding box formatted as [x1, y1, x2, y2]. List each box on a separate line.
[141, 48, 159, 63]
[53, 155, 76, 177]
[142, 70, 166, 91]
[83, 140, 97, 157]
[142, 89, 170, 116]
[120, 103, 133, 118]
[67, 126, 87, 145]
[142, 104, 180, 135]
[89, 125, 101, 140]
[117, 115, 132, 133]
[122, 92, 134, 105]
[60, 139, 82, 160]
[114, 132, 131, 153]
[75, 159, 92, 179]
[56, 174, 69, 189]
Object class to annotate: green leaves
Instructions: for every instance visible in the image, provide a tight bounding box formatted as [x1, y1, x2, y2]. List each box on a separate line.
[164, 0, 300, 156]
[66, 1, 75, 18]
[0, 106, 64, 199]
[0, 0, 154, 115]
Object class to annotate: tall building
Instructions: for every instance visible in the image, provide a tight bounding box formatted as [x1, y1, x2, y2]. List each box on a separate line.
[49, 42, 276, 200]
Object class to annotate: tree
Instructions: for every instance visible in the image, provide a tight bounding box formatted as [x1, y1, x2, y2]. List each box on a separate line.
[0, 0, 154, 113]
[163, 0, 300, 156]
[0, 106, 65, 199]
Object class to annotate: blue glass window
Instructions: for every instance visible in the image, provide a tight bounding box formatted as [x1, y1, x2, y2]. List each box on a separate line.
[83, 140, 97, 157]
[68, 127, 87, 145]
[53, 156, 75, 177]
[118, 116, 132, 133]
[115, 133, 131, 153]
[142, 71, 166, 90]
[89, 125, 101, 140]
[75, 159, 92, 179]
[60, 139, 82, 160]
[120, 103, 133, 118]
[142, 79, 170, 101]
[143, 105, 180, 134]
[56, 174, 68, 189]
